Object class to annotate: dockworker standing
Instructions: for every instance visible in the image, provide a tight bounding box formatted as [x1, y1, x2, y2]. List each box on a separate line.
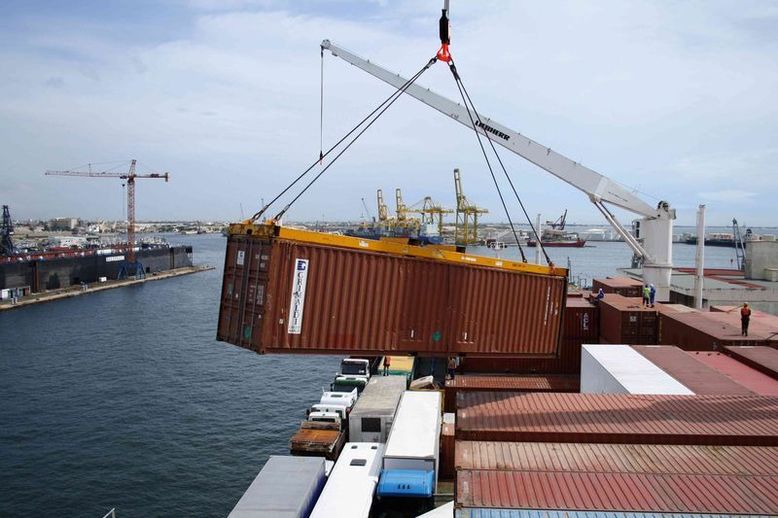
[740, 303, 752, 336]
[642, 284, 651, 307]
[382, 355, 391, 376]
[447, 356, 457, 380]
[595, 288, 605, 302]
[649, 284, 656, 308]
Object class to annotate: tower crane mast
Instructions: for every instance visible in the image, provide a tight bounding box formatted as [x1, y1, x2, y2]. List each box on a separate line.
[45, 159, 170, 278]
[321, 39, 676, 300]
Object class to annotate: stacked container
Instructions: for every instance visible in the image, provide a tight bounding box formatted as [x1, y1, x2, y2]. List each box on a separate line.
[598, 294, 658, 344]
[591, 276, 643, 297]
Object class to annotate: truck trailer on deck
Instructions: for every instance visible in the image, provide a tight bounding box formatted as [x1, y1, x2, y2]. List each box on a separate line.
[310, 442, 383, 518]
[348, 375, 406, 443]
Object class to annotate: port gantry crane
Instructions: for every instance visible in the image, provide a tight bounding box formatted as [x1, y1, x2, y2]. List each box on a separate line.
[45, 159, 170, 278]
[411, 196, 453, 238]
[453, 168, 489, 246]
[1, 205, 14, 256]
[320, 40, 676, 300]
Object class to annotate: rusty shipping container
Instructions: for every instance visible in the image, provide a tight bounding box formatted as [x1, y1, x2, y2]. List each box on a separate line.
[456, 469, 778, 515]
[591, 276, 643, 298]
[631, 345, 754, 395]
[217, 222, 568, 356]
[690, 351, 778, 396]
[725, 345, 778, 379]
[598, 294, 658, 345]
[444, 374, 578, 412]
[455, 440, 778, 475]
[456, 392, 778, 445]
[659, 310, 775, 350]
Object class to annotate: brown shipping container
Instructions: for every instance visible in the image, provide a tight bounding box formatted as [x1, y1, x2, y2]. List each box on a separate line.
[456, 469, 778, 514]
[725, 346, 778, 379]
[659, 310, 774, 350]
[217, 224, 567, 356]
[563, 297, 599, 340]
[460, 338, 582, 375]
[439, 422, 455, 480]
[631, 345, 754, 395]
[443, 374, 578, 412]
[455, 391, 778, 445]
[690, 351, 778, 396]
[598, 294, 658, 345]
[455, 440, 778, 475]
[592, 276, 643, 298]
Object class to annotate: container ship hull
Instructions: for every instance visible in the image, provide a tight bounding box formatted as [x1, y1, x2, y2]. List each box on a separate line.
[0, 245, 193, 292]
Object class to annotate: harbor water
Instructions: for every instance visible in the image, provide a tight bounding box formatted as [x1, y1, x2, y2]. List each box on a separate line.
[0, 232, 755, 516]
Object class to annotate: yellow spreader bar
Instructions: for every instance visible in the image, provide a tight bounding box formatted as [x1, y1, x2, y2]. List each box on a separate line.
[229, 221, 567, 278]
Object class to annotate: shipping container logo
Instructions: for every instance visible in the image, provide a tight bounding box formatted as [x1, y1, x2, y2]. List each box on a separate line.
[236, 250, 245, 266]
[287, 258, 309, 334]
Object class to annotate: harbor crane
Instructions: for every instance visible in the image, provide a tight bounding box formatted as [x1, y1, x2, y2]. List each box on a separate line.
[376, 189, 390, 222]
[411, 196, 453, 237]
[320, 40, 675, 300]
[45, 159, 170, 278]
[453, 168, 489, 246]
[1, 205, 14, 256]
[395, 188, 410, 221]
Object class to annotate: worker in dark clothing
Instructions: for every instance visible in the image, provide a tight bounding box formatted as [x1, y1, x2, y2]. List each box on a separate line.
[649, 284, 656, 308]
[383, 355, 391, 376]
[741, 303, 752, 336]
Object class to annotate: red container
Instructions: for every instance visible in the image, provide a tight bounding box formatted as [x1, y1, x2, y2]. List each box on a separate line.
[443, 374, 578, 412]
[725, 346, 778, 379]
[455, 440, 778, 475]
[563, 297, 599, 340]
[439, 422, 455, 480]
[455, 392, 778, 446]
[632, 345, 754, 395]
[598, 294, 658, 345]
[217, 225, 567, 356]
[460, 338, 583, 375]
[690, 351, 778, 396]
[659, 310, 775, 350]
[456, 469, 778, 514]
[592, 276, 643, 298]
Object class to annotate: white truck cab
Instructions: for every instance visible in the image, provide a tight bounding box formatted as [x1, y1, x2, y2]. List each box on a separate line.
[307, 403, 349, 420]
[320, 388, 358, 410]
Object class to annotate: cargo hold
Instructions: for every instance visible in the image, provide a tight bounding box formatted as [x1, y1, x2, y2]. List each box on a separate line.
[218, 222, 567, 356]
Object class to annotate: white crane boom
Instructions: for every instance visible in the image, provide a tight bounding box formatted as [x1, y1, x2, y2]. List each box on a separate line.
[320, 39, 675, 300]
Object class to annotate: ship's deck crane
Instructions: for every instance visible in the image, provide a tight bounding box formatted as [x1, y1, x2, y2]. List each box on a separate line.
[453, 168, 489, 246]
[45, 159, 170, 278]
[547, 210, 568, 230]
[320, 40, 675, 300]
[1, 205, 14, 256]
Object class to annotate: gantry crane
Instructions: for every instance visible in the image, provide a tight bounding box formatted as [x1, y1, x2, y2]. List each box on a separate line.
[321, 40, 676, 300]
[376, 189, 390, 222]
[453, 168, 488, 246]
[45, 159, 170, 278]
[411, 196, 453, 237]
[395, 188, 410, 221]
[1, 205, 14, 256]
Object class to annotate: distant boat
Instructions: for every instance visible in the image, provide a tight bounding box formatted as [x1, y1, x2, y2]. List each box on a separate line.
[684, 232, 735, 247]
[527, 210, 586, 247]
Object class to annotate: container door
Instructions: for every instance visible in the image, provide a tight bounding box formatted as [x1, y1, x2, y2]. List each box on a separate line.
[397, 258, 448, 353]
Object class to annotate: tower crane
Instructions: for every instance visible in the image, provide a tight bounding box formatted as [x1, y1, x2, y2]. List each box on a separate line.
[453, 168, 488, 246]
[320, 40, 675, 300]
[45, 159, 170, 278]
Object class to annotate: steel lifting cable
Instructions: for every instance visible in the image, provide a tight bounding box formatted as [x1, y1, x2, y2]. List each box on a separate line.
[445, 65, 527, 262]
[251, 56, 436, 222]
[319, 46, 324, 165]
[271, 57, 438, 221]
[448, 59, 554, 266]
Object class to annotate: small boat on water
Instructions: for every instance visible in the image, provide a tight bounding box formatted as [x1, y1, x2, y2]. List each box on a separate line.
[526, 210, 586, 247]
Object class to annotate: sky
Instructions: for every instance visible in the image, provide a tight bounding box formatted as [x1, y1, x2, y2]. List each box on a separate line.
[0, 0, 776, 227]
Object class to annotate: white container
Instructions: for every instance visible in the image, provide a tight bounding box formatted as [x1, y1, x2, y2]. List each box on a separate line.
[98, 276, 107, 283]
[228, 455, 325, 518]
[310, 442, 384, 518]
[581, 344, 693, 395]
[349, 376, 406, 443]
[381, 391, 442, 488]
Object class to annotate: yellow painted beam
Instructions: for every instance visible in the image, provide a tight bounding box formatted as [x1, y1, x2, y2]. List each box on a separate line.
[229, 221, 567, 278]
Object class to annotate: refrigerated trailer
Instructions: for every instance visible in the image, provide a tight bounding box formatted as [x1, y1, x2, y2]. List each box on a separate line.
[377, 391, 442, 498]
[349, 375, 406, 443]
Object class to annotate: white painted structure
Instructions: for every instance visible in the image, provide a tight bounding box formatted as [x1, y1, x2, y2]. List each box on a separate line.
[349, 375, 406, 443]
[310, 442, 384, 518]
[581, 344, 693, 395]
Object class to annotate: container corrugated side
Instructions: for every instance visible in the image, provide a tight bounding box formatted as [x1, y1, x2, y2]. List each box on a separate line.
[563, 297, 599, 340]
[229, 455, 325, 518]
[659, 310, 773, 350]
[592, 276, 643, 298]
[689, 351, 778, 396]
[455, 510, 760, 518]
[724, 346, 778, 379]
[598, 294, 657, 345]
[455, 441, 778, 474]
[439, 423, 455, 480]
[456, 469, 778, 515]
[218, 232, 567, 356]
[460, 338, 583, 375]
[455, 392, 778, 445]
[444, 374, 578, 412]
[632, 345, 754, 395]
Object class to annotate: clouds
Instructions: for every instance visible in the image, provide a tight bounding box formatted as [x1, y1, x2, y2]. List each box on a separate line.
[0, 1, 776, 225]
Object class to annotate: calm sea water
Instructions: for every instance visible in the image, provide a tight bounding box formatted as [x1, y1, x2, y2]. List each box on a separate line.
[0, 232, 742, 516]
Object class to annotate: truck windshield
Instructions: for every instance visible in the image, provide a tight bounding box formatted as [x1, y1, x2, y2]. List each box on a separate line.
[341, 363, 367, 375]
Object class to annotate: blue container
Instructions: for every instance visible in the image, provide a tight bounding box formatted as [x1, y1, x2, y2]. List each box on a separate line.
[377, 469, 435, 498]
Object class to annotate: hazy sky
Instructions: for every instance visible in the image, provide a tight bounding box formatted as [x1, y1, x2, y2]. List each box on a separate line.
[1, 1, 776, 226]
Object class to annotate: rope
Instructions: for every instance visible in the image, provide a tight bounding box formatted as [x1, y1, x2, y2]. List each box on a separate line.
[319, 46, 324, 165]
[250, 56, 436, 222]
[271, 57, 438, 221]
[447, 64, 527, 262]
[448, 59, 553, 266]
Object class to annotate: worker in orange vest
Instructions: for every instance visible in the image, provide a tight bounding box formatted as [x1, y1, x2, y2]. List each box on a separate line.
[740, 303, 752, 336]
